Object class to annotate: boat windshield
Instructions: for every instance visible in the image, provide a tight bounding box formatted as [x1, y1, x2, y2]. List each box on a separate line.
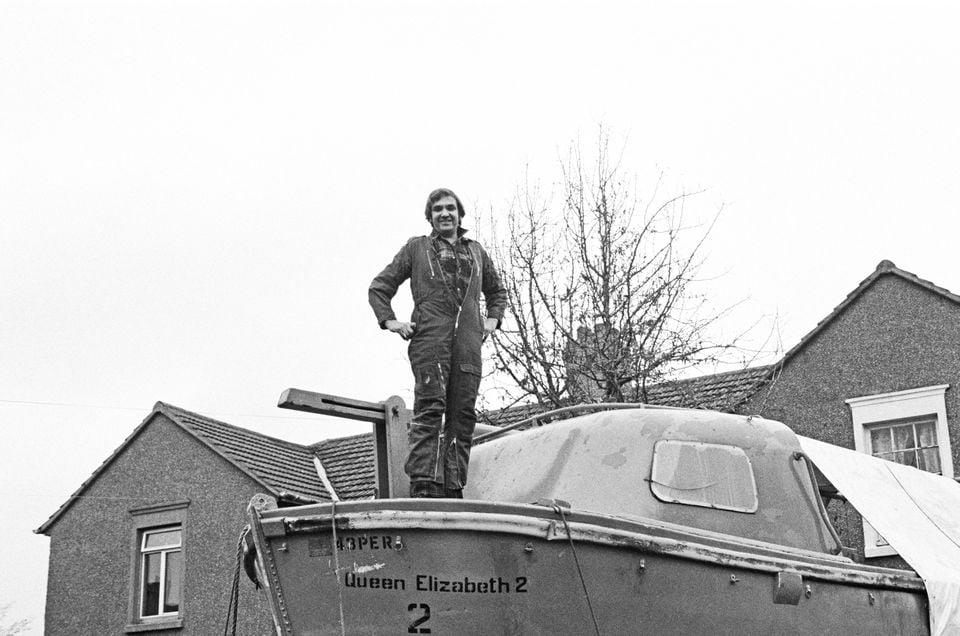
[649, 440, 759, 513]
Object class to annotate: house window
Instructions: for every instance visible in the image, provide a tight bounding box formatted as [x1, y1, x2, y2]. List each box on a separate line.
[868, 417, 941, 474]
[140, 527, 183, 618]
[846, 384, 952, 557]
[127, 501, 188, 633]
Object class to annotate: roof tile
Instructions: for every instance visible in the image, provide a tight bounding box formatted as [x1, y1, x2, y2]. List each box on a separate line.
[313, 433, 376, 500]
[159, 403, 331, 502]
[478, 365, 774, 429]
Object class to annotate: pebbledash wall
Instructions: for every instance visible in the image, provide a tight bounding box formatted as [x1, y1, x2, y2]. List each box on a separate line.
[736, 267, 960, 568]
[40, 415, 275, 635]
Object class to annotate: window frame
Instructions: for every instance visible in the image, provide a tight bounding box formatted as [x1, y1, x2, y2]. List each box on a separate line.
[846, 384, 952, 557]
[139, 526, 183, 619]
[126, 501, 189, 633]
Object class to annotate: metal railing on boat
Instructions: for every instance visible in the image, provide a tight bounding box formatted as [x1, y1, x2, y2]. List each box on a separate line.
[474, 402, 684, 444]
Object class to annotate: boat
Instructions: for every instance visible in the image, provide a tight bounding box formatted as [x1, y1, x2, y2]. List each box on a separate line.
[244, 406, 929, 635]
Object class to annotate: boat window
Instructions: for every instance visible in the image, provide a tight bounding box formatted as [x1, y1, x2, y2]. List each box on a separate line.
[649, 440, 758, 513]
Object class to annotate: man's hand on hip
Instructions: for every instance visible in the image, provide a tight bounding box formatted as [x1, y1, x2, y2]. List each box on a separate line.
[482, 317, 498, 341]
[385, 320, 416, 340]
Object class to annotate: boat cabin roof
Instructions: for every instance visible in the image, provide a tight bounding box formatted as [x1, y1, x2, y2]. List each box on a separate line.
[467, 408, 840, 555]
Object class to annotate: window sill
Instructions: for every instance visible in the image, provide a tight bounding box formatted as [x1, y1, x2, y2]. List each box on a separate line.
[124, 618, 183, 633]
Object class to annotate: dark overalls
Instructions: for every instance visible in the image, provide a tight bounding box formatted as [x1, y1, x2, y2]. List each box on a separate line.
[369, 230, 507, 496]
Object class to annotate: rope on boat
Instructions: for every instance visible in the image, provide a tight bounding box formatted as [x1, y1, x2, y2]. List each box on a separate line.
[223, 525, 248, 636]
[554, 504, 602, 636]
[330, 499, 347, 636]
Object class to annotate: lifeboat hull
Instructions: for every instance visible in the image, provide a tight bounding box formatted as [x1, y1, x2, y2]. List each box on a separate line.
[247, 500, 928, 636]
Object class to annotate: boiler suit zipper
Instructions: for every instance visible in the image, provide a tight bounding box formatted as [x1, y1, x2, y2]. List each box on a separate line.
[430, 240, 466, 482]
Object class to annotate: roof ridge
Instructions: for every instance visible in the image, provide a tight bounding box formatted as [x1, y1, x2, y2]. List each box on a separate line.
[39, 402, 334, 535]
[779, 260, 960, 365]
[475, 364, 776, 429]
[881, 261, 960, 304]
[156, 402, 315, 453]
[311, 431, 373, 450]
[655, 364, 773, 385]
[157, 402, 330, 501]
[35, 406, 161, 535]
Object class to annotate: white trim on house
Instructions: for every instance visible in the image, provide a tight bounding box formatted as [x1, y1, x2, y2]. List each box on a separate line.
[846, 384, 952, 557]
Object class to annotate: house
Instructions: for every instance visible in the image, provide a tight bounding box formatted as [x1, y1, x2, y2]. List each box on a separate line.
[35, 403, 372, 635]
[36, 259, 960, 632]
[733, 260, 960, 567]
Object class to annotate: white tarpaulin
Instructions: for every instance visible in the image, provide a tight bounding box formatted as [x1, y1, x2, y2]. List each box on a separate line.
[800, 436, 960, 636]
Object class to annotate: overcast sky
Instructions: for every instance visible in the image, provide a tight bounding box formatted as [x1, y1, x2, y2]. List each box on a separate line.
[3, 1, 960, 631]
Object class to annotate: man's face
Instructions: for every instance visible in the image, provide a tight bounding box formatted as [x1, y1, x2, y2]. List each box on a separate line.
[430, 195, 460, 236]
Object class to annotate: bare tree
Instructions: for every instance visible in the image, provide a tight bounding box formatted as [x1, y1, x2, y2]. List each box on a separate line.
[484, 129, 742, 409]
[0, 604, 30, 636]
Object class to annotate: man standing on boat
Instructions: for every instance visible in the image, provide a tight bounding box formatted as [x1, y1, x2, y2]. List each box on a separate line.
[369, 188, 508, 498]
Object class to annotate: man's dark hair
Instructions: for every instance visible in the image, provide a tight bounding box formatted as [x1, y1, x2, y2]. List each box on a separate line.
[424, 188, 466, 221]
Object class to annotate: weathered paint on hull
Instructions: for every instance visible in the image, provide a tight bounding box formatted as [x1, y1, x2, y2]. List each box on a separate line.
[248, 501, 928, 635]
